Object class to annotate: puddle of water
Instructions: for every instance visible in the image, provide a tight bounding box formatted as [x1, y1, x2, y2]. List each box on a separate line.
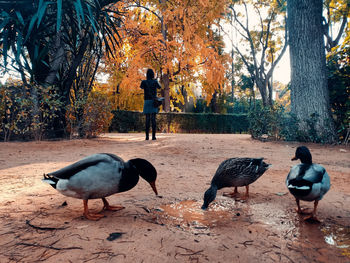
[156, 199, 236, 229]
[155, 199, 350, 259]
[322, 224, 350, 258]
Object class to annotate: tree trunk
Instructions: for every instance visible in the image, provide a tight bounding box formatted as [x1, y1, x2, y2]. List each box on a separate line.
[159, 5, 170, 113]
[160, 73, 170, 112]
[44, 31, 65, 86]
[210, 91, 218, 113]
[63, 36, 89, 103]
[30, 85, 41, 140]
[267, 80, 273, 106]
[287, 0, 336, 142]
[255, 79, 269, 107]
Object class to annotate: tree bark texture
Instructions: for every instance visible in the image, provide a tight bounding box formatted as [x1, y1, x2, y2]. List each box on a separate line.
[44, 31, 65, 87]
[160, 73, 170, 112]
[287, 0, 336, 142]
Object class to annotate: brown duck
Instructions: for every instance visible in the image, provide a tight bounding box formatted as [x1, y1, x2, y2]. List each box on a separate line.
[202, 157, 270, 209]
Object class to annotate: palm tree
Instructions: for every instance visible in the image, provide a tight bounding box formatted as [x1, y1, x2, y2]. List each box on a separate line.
[0, 0, 123, 137]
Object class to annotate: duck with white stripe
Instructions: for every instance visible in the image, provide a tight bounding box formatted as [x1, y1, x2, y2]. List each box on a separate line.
[43, 153, 158, 220]
[286, 146, 330, 222]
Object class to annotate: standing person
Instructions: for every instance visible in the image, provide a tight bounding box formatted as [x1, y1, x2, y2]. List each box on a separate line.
[140, 69, 162, 140]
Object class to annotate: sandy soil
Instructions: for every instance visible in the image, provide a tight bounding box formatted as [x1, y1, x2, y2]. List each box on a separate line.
[0, 133, 349, 263]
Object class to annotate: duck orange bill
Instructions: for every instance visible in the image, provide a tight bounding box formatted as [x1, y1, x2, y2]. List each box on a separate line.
[149, 181, 158, 196]
[291, 156, 297, 161]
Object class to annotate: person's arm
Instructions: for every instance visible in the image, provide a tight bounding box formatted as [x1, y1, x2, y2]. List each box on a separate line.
[140, 80, 145, 89]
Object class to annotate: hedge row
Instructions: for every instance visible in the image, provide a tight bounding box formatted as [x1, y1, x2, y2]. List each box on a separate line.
[110, 110, 248, 134]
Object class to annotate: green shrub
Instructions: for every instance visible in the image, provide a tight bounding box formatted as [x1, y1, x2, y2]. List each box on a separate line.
[110, 110, 249, 134]
[67, 90, 113, 138]
[248, 105, 338, 143]
[109, 110, 144, 133]
[327, 46, 350, 142]
[0, 84, 62, 141]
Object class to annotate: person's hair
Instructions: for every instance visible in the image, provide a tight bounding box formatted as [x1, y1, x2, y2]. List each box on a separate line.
[146, 69, 155, 80]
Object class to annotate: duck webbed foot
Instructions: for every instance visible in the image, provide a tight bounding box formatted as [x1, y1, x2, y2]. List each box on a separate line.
[295, 198, 308, 214]
[102, 197, 125, 211]
[295, 207, 312, 215]
[224, 186, 249, 200]
[223, 187, 238, 198]
[83, 200, 105, 220]
[303, 200, 320, 223]
[242, 185, 249, 200]
[295, 200, 321, 222]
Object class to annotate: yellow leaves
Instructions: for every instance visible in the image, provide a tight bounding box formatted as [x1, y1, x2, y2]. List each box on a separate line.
[101, 0, 231, 111]
[326, 0, 350, 22]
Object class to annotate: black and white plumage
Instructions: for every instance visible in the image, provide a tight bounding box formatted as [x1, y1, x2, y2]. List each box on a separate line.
[43, 153, 158, 220]
[286, 146, 330, 221]
[202, 158, 270, 210]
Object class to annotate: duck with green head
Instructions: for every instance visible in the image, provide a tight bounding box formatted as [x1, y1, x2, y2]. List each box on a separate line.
[286, 146, 330, 222]
[43, 153, 158, 220]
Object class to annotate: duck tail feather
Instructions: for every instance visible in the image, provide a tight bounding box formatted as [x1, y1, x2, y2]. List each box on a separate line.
[42, 174, 58, 189]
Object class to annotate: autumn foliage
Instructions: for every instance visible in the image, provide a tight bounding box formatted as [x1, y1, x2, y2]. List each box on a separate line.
[102, 0, 230, 112]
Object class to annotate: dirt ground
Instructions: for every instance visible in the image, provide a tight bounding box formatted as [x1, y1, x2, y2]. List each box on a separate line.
[0, 133, 349, 263]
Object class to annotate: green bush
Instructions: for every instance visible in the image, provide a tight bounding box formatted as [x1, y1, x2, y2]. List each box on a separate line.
[327, 46, 350, 142]
[248, 106, 278, 139]
[109, 110, 144, 133]
[82, 90, 114, 138]
[0, 84, 62, 141]
[66, 90, 113, 138]
[0, 84, 113, 141]
[248, 105, 338, 143]
[110, 110, 249, 134]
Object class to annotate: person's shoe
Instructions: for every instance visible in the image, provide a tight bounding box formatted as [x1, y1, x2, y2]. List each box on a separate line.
[152, 137, 156, 140]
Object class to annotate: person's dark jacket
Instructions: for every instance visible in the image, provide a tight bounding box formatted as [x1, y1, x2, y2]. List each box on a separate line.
[140, 79, 161, 100]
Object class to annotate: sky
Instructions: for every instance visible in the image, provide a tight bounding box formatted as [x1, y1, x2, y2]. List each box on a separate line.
[0, 50, 291, 85]
[1, 4, 292, 86]
[272, 48, 291, 84]
[221, 13, 291, 85]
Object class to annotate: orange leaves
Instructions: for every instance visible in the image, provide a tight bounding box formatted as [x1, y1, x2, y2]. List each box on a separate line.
[102, 0, 231, 111]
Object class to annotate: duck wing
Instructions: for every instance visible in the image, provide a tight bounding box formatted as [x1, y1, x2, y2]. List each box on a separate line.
[287, 164, 330, 200]
[49, 153, 124, 180]
[212, 158, 268, 188]
[304, 164, 326, 183]
[287, 164, 325, 185]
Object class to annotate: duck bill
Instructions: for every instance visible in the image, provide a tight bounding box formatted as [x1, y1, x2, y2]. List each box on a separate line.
[149, 181, 158, 196]
[291, 156, 298, 161]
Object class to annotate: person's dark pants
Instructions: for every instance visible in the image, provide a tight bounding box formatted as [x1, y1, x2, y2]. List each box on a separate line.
[145, 113, 156, 140]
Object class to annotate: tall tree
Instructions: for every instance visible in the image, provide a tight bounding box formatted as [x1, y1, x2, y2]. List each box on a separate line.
[0, 0, 122, 88]
[104, 0, 229, 112]
[288, 0, 336, 142]
[323, 0, 349, 52]
[226, 0, 288, 107]
[0, 0, 123, 137]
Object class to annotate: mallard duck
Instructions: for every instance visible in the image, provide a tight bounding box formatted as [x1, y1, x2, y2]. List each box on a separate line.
[286, 146, 330, 221]
[201, 158, 270, 209]
[43, 153, 158, 220]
